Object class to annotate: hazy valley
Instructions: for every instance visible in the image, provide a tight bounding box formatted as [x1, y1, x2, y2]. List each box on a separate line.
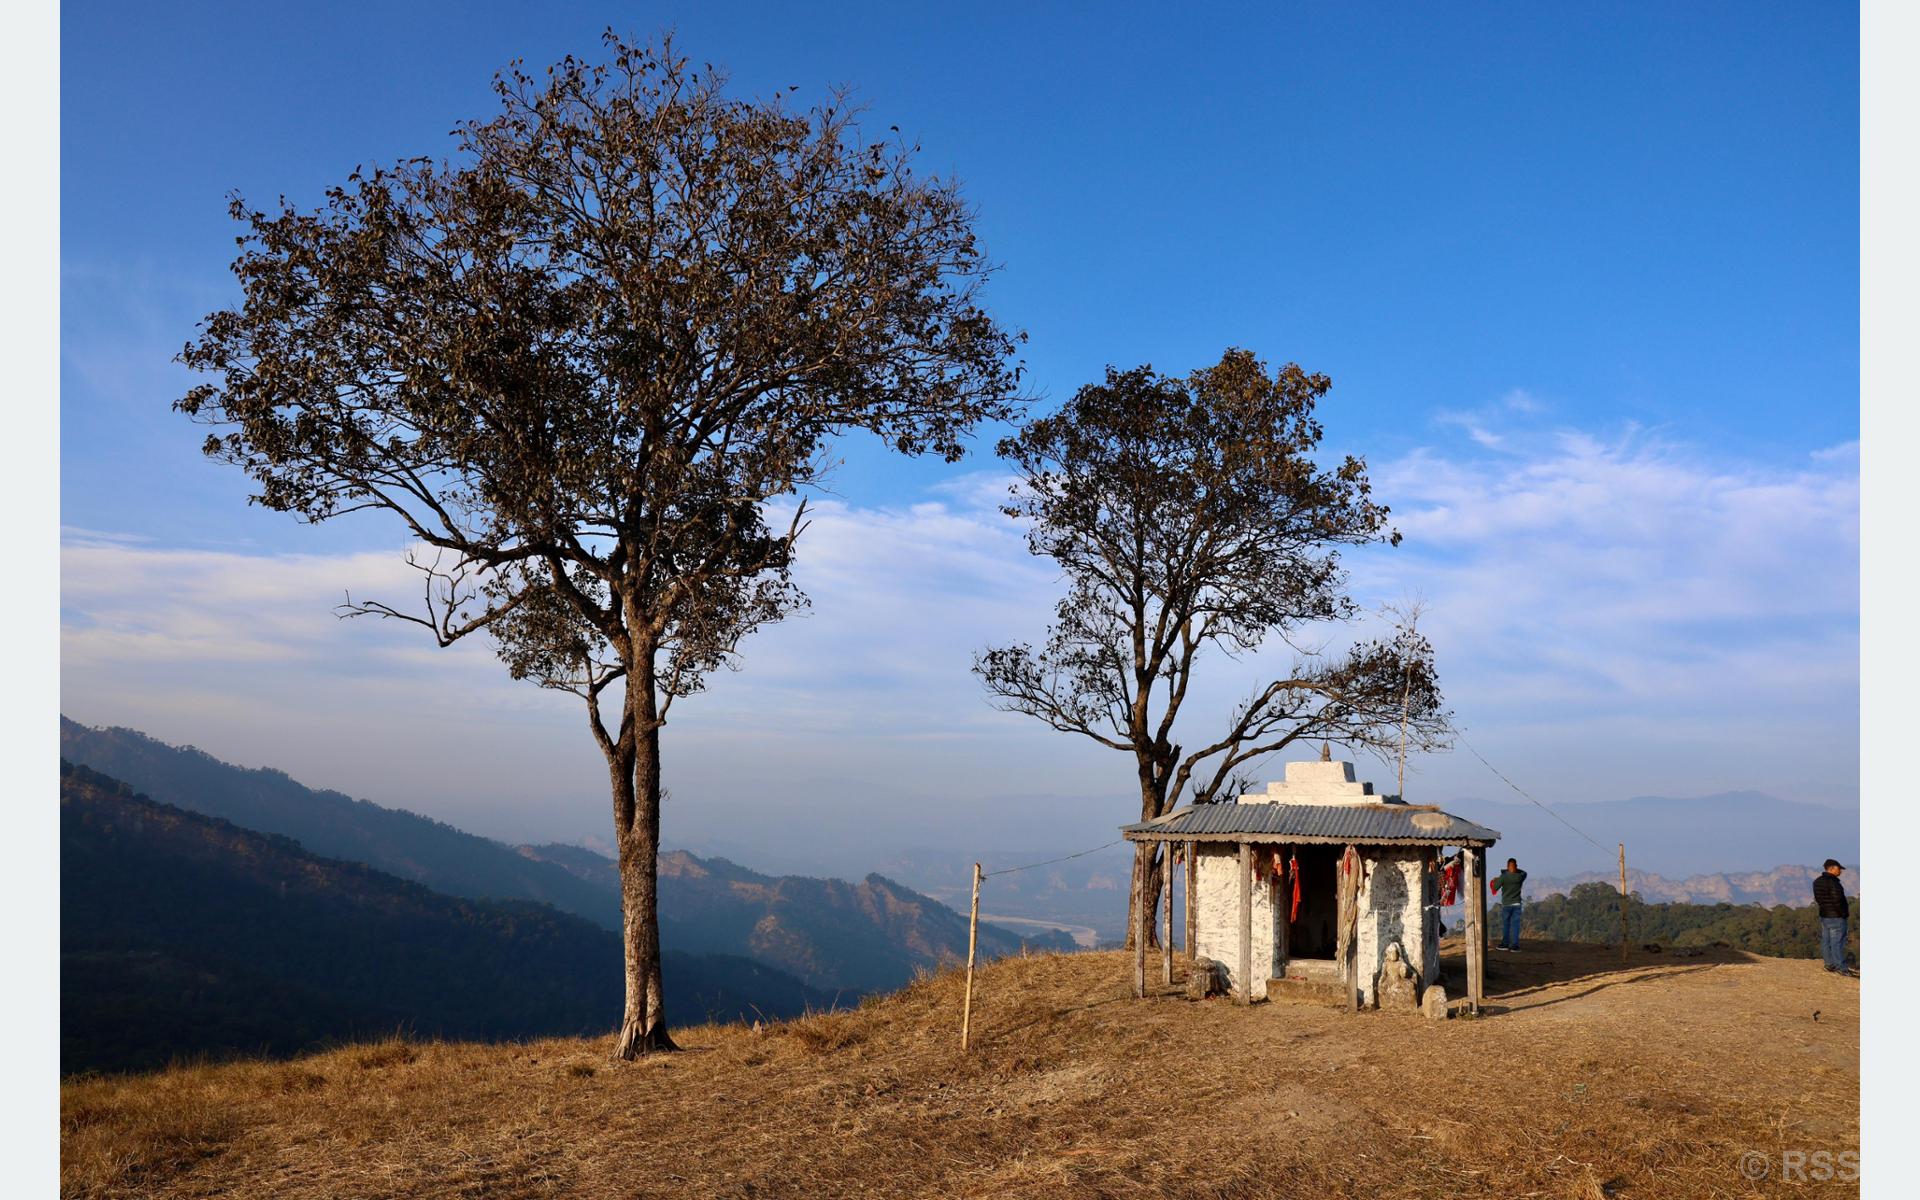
[59, 720, 1070, 1074]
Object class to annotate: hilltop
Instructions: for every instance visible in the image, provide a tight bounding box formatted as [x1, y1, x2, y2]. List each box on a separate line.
[62, 939, 1857, 1199]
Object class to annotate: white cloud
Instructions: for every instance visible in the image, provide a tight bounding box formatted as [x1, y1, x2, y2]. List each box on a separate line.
[58, 414, 1860, 860]
[1342, 421, 1857, 810]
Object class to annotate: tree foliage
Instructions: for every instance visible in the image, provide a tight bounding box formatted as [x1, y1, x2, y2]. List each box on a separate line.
[177, 33, 1023, 1055]
[974, 350, 1449, 940]
[1524, 882, 1862, 962]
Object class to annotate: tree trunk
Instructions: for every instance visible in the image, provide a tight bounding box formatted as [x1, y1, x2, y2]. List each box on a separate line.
[1124, 763, 1172, 950]
[611, 649, 676, 1058]
[1125, 843, 1167, 950]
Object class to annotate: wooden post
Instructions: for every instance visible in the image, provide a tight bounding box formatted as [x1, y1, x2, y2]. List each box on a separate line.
[1185, 840, 1199, 959]
[1162, 847, 1175, 985]
[1275, 847, 1289, 977]
[1618, 842, 1630, 965]
[1237, 841, 1253, 1005]
[1132, 848, 1147, 1000]
[961, 862, 982, 1049]
[1335, 849, 1349, 1007]
[1463, 848, 1484, 1014]
[1477, 848, 1490, 964]
[1337, 845, 1360, 1013]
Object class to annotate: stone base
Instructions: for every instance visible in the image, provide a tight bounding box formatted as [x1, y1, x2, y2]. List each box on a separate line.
[1187, 957, 1227, 1001]
[1271, 958, 1350, 1006]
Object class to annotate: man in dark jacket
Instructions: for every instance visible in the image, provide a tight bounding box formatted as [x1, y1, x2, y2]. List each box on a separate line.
[1490, 858, 1528, 951]
[1812, 859, 1853, 976]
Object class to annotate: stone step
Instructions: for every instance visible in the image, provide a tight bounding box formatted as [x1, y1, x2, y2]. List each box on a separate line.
[1266, 975, 1347, 1006]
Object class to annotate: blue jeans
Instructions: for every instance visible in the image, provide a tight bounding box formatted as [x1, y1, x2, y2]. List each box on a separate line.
[1820, 916, 1848, 970]
[1501, 903, 1523, 949]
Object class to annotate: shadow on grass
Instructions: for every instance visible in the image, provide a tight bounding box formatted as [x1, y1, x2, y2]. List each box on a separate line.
[1437, 938, 1764, 1016]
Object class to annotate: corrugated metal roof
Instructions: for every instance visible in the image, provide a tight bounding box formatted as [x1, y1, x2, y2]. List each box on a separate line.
[1121, 802, 1501, 846]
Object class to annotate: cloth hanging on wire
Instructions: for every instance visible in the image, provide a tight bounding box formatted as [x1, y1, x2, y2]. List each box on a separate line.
[1337, 846, 1363, 950]
[1289, 850, 1302, 922]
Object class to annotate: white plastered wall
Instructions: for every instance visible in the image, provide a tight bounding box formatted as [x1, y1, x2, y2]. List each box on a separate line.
[1353, 848, 1437, 1004]
[1192, 843, 1282, 994]
[1193, 841, 1439, 1004]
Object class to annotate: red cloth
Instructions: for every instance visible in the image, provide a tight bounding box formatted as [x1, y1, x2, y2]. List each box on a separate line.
[1439, 859, 1460, 907]
[1288, 852, 1301, 921]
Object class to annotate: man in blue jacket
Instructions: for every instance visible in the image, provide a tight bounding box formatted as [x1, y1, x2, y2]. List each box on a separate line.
[1812, 859, 1853, 977]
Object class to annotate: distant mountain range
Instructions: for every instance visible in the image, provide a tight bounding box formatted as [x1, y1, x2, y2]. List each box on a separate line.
[59, 718, 1069, 1007]
[878, 844, 1136, 945]
[61, 761, 828, 1074]
[1529, 863, 1860, 907]
[520, 844, 1071, 994]
[878, 787, 1861, 944]
[1445, 790, 1858, 880]
[59, 717, 614, 927]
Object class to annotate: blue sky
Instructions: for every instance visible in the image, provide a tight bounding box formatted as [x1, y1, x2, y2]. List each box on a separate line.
[60, 3, 1859, 874]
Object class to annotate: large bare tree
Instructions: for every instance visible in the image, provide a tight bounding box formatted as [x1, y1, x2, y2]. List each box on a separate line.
[973, 350, 1447, 945]
[177, 35, 1023, 1056]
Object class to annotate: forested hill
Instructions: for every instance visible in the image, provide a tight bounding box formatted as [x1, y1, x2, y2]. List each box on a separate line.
[60, 762, 829, 1074]
[1523, 881, 1863, 960]
[60, 718, 615, 928]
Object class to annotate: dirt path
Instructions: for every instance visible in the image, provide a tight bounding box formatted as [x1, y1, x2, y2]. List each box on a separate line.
[62, 939, 1859, 1199]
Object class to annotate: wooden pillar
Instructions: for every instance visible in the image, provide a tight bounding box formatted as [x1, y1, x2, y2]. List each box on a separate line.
[1162, 846, 1175, 985]
[961, 863, 981, 1049]
[1334, 852, 1349, 1007]
[1132, 843, 1147, 1000]
[1275, 846, 1289, 976]
[1476, 848, 1490, 966]
[1237, 841, 1253, 1005]
[1184, 840, 1198, 959]
[1618, 842, 1630, 965]
[1337, 845, 1360, 1013]
[1463, 846, 1484, 1014]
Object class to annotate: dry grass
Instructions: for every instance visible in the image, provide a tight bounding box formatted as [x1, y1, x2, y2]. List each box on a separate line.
[61, 939, 1859, 1199]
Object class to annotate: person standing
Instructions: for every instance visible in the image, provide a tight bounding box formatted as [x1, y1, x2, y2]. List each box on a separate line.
[1490, 857, 1528, 952]
[1813, 859, 1854, 977]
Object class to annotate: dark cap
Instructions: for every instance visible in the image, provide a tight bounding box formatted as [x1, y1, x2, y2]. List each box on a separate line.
[1823, 858, 1844, 871]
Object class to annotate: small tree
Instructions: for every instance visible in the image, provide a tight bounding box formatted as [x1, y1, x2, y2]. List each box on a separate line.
[177, 35, 1023, 1056]
[973, 350, 1447, 944]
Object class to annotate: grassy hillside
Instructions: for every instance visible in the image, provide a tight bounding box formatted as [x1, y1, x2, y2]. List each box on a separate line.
[61, 939, 1858, 1199]
[61, 762, 828, 1073]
